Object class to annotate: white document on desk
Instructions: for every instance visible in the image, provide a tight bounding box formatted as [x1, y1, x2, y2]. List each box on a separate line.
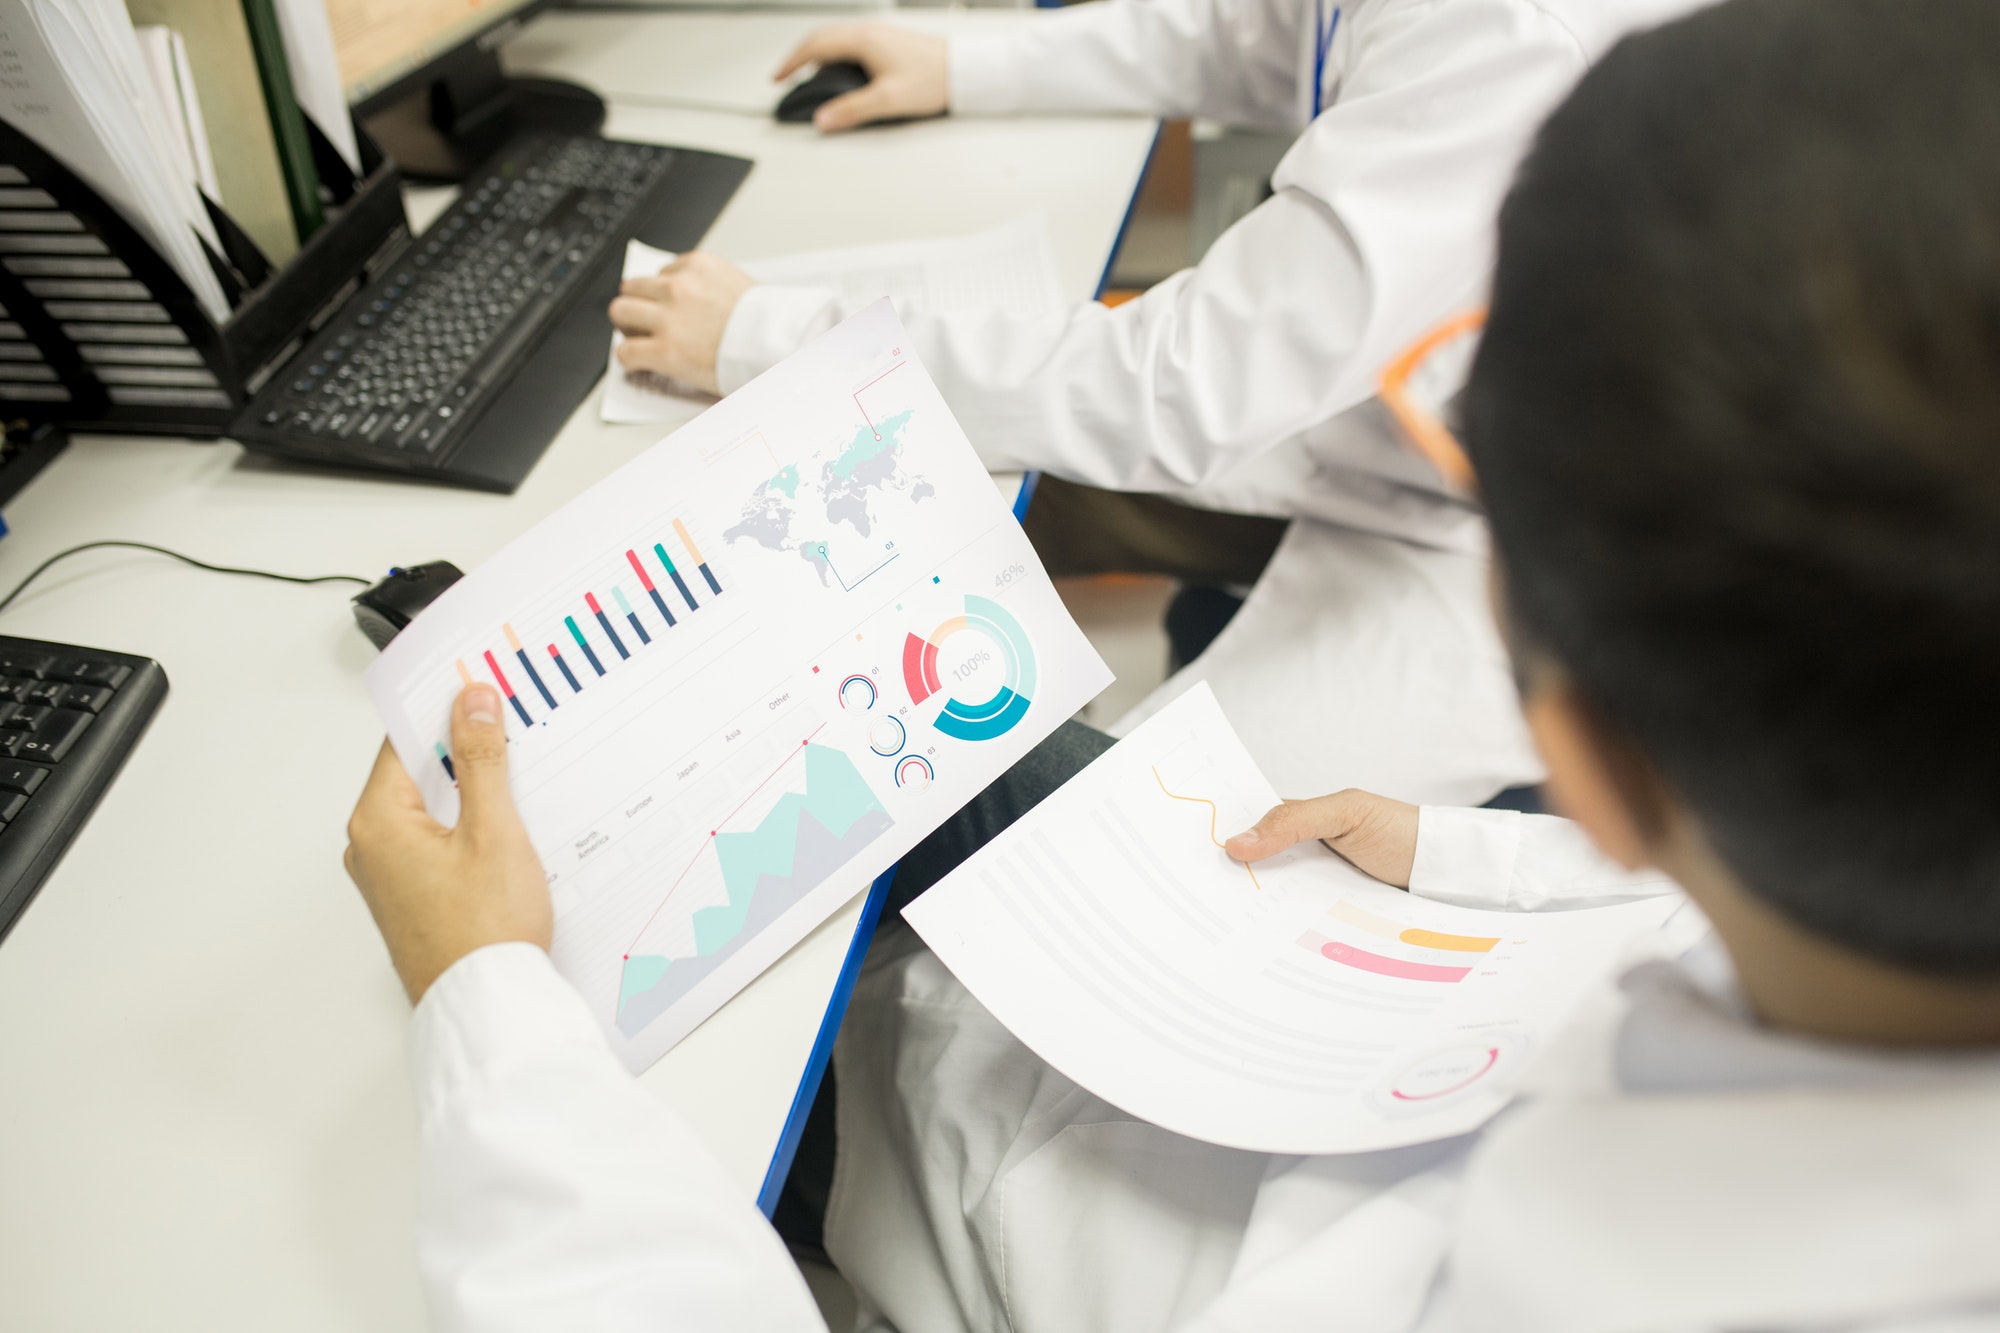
[903, 685, 1683, 1155]
[369, 302, 1112, 1072]
[603, 214, 1067, 424]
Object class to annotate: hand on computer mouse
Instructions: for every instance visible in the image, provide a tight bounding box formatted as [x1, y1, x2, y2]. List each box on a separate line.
[608, 252, 755, 396]
[774, 23, 948, 132]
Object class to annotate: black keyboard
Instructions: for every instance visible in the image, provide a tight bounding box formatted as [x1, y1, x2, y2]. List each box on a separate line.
[0, 636, 166, 944]
[233, 134, 752, 493]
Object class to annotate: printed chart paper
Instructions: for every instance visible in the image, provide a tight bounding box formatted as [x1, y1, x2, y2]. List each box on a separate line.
[368, 303, 1112, 1072]
[904, 686, 1681, 1154]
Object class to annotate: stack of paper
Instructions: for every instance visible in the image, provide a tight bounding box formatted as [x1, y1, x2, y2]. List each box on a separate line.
[134, 26, 220, 200]
[0, 0, 231, 321]
[127, 0, 309, 263]
[603, 214, 1068, 424]
[1, 0, 360, 327]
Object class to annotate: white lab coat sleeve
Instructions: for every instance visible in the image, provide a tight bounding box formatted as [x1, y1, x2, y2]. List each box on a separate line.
[1407, 807, 1679, 912]
[716, 0, 1590, 493]
[716, 283, 842, 397]
[946, 0, 1302, 125]
[411, 942, 826, 1333]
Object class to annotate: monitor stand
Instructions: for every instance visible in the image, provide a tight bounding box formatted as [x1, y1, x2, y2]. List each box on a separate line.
[360, 42, 605, 184]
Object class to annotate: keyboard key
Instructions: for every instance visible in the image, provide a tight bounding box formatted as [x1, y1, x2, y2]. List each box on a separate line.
[0, 792, 23, 822]
[0, 678, 27, 703]
[0, 761, 48, 795]
[25, 682, 66, 709]
[61, 685, 112, 715]
[3, 705, 47, 732]
[53, 659, 129, 688]
[0, 652, 54, 680]
[0, 733, 20, 758]
[17, 711, 90, 763]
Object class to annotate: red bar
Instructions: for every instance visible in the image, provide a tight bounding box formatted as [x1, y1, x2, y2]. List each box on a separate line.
[1320, 940, 1471, 983]
[585, 591, 604, 615]
[624, 549, 657, 592]
[482, 649, 516, 698]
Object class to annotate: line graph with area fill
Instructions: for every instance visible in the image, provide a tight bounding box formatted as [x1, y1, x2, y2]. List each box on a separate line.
[615, 741, 894, 1035]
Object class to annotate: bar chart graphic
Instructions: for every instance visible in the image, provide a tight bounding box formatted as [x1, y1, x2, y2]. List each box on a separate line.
[436, 517, 729, 757]
[615, 742, 894, 1035]
[1299, 902, 1500, 984]
[902, 595, 1037, 742]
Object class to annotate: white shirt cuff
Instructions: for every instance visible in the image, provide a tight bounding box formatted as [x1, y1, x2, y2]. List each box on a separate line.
[410, 941, 606, 1131]
[947, 32, 1027, 114]
[716, 283, 842, 395]
[1410, 807, 1682, 912]
[1408, 806, 1524, 911]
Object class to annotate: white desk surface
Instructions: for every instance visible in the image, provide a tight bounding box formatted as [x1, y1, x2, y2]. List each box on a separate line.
[0, 10, 1153, 1331]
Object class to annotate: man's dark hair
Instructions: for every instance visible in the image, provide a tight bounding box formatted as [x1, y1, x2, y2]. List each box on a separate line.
[1464, 0, 2000, 973]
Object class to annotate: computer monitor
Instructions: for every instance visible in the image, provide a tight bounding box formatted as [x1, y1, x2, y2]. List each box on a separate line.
[331, 0, 605, 182]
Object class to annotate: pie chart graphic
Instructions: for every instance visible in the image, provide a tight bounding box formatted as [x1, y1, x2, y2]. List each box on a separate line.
[901, 594, 1036, 742]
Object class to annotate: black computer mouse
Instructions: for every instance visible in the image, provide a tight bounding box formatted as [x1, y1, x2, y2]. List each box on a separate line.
[352, 561, 464, 650]
[776, 61, 871, 123]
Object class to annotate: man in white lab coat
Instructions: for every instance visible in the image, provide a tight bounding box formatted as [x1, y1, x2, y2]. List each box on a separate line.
[609, 0, 1709, 805]
[349, 3, 2000, 1329]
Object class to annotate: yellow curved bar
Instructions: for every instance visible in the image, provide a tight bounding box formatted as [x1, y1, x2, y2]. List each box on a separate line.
[1398, 927, 1499, 953]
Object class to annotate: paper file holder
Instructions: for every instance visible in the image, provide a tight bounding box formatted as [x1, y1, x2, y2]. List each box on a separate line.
[0, 116, 407, 438]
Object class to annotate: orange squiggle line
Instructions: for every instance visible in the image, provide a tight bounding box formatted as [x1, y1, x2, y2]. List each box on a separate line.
[1151, 764, 1262, 891]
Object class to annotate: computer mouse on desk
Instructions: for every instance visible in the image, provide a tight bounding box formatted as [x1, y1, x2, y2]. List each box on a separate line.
[352, 561, 464, 651]
[776, 62, 871, 123]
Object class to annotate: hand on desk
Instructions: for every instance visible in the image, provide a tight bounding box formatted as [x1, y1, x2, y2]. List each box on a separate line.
[775, 24, 949, 132]
[344, 685, 553, 1004]
[609, 253, 755, 397]
[1227, 791, 1421, 888]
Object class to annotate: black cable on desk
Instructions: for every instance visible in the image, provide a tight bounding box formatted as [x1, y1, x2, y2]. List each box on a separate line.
[0, 541, 370, 617]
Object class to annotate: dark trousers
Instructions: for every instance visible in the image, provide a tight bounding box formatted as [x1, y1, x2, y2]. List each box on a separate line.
[1023, 475, 1292, 670]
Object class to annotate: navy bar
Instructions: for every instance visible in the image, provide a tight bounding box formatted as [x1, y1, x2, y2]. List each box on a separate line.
[594, 610, 630, 659]
[515, 649, 559, 710]
[626, 612, 652, 645]
[552, 653, 582, 693]
[507, 694, 533, 728]
[698, 563, 722, 596]
[667, 567, 699, 611]
[647, 587, 678, 627]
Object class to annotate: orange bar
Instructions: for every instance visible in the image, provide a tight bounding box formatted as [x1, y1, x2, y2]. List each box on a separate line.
[454, 659, 475, 688]
[671, 518, 706, 566]
[502, 623, 525, 652]
[1331, 901, 1498, 954]
[1398, 927, 1499, 954]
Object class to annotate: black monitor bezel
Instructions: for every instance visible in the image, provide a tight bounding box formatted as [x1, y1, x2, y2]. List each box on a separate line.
[346, 0, 558, 120]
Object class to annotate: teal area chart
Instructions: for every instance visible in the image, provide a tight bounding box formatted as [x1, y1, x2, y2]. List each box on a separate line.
[616, 744, 894, 1036]
[903, 595, 1038, 742]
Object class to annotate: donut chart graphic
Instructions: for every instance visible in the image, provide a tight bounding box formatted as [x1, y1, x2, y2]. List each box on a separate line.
[869, 715, 907, 757]
[838, 674, 878, 710]
[895, 755, 934, 790]
[1369, 1033, 1528, 1117]
[902, 595, 1037, 742]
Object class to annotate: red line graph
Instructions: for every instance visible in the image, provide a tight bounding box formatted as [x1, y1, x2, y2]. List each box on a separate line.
[622, 723, 828, 957]
[852, 359, 907, 440]
[1151, 765, 1262, 892]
